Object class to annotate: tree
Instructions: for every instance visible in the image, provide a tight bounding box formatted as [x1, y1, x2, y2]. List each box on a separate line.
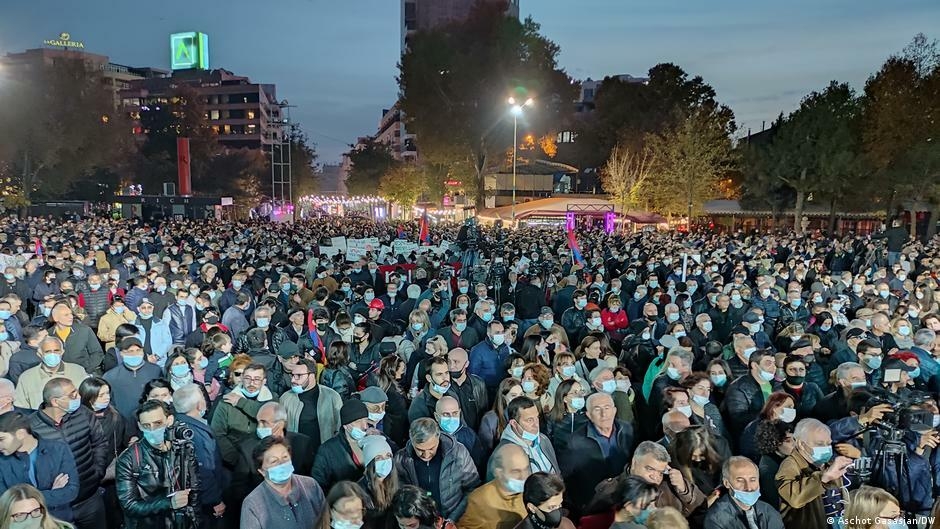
[646, 109, 737, 219]
[205, 149, 267, 204]
[379, 164, 423, 215]
[399, 1, 577, 211]
[559, 64, 735, 173]
[862, 33, 940, 238]
[0, 58, 136, 205]
[600, 142, 651, 224]
[288, 131, 319, 199]
[345, 138, 400, 196]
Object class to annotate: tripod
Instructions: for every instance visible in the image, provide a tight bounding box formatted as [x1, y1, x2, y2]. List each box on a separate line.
[868, 435, 916, 515]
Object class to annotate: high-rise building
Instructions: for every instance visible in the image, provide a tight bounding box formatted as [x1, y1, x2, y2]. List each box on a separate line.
[401, 0, 519, 51]
[120, 68, 282, 150]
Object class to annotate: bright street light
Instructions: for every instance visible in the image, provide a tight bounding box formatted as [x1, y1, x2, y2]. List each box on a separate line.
[507, 96, 534, 226]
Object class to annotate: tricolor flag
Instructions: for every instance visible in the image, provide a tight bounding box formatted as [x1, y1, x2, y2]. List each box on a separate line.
[397, 224, 407, 239]
[34, 238, 44, 260]
[566, 229, 586, 266]
[306, 310, 326, 363]
[418, 210, 430, 246]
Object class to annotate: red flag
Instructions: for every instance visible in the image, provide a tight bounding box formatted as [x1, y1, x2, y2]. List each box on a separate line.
[418, 210, 430, 246]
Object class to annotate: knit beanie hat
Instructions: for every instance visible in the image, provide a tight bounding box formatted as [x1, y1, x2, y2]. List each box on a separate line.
[359, 435, 392, 466]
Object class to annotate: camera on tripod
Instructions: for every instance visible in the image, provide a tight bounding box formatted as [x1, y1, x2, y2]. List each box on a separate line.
[167, 423, 195, 444]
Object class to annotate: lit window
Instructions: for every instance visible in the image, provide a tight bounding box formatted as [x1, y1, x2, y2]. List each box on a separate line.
[223, 125, 231, 134]
[247, 110, 256, 120]
[210, 110, 220, 120]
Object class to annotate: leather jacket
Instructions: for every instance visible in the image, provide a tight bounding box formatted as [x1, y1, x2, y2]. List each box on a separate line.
[116, 439, 200, 529]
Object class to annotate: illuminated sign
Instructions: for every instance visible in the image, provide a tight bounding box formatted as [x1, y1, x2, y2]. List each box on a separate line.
[43, 32, 84, 49]
[170, 32, 209, 70]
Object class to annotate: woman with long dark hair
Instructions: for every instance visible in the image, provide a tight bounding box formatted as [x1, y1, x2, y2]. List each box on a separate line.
[477, 377, 523, 453]
[545, 378, 588, 452]
[391, 485, 458, 529]
[356, 436, 398, 526]
[314, 481, 371, 529]
[78, 377, 127, 529]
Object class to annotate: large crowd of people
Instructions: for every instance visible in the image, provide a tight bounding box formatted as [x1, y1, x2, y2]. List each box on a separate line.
[0, 214, 939, 529]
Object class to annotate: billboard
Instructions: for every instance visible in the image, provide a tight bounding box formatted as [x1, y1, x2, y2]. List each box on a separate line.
[170, 32, 209, 70]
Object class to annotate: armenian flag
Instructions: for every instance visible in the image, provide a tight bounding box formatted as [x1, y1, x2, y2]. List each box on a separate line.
[566, 229, 585, 266]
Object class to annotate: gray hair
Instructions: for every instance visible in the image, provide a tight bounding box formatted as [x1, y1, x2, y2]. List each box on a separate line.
[721, 456, 757, 482]
[632, 440, 671, 465]
[407, 284, 421, 299]
[473, 299, 491, 313]
[914, 329, 936, 348]
[586, 392, 614, 411]
[0, 378, 14, 396]
[588, 365, 613, 383]
[172, 384, 204, 414]
[409, 417, 440, 444]
[41, 378, 73, 405]
[835, 362, 863, 382]
[665, 348, 693, 367]
[38, 336, 64, 352]
[793, 418, 829, 442]
[259, 402, 288, 424]
[254, 306, 272, 318]
[434, 396, 459, 414]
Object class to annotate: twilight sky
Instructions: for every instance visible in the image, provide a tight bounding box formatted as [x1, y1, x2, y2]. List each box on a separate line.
[2, 0, 938, 164]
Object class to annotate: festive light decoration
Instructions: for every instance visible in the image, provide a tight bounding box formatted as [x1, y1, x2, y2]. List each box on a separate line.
[565, 212, 576, 231]
[298, 195, 385, 205]
[605, 212, 616, 234]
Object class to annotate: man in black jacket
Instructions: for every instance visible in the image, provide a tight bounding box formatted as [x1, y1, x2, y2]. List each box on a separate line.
[172, 384, 226, 526]
[704, 456, 784, 529]
[30, 377, 109, 529]
[557, 392, 635, 513]
[311, 399, 370, 492]
[115, 400, 200, 529]
[723, 350, 776, 446]
[870, 219, 909, 266]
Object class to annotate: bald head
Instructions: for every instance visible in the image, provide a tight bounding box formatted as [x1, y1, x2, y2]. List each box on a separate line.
[492, 443, 530, 493]
[662, 410, 690, 436]
[435, 395, 460, 415]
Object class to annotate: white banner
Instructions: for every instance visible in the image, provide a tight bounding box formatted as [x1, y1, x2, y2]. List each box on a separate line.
[393, 240, 419, 256]
[330, 236, 347, 252]
[346, 238, 380, 261]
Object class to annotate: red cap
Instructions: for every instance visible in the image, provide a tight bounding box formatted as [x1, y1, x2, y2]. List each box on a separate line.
[369, 299, 385, 310]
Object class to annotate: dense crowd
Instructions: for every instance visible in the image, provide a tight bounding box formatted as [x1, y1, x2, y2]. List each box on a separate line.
[0, 215, 939, 529]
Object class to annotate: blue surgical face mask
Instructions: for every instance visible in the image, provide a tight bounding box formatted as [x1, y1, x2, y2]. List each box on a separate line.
[374, 458, 393, 479]
[241, 387, 261, 398]
[540, 319, 553, 329]
[266, 461, 294, 484]
[576, 299, 587, 309]
[454, 322, 467, 332]
[439, 416, 460, 434]
[865, 356, 882, 370]
[42, 353, 62, 369]
[0, 332, 7, 342]
[491, 333, 505, 346]
[291, 384, 305, 394]
[171, 364, 190, 378]
[711, 374, 728, 387]
[198, 357, 209, 370]
[331, 518, 363, 529]
[810, 445, 833, 465]
[256, 427, 273, 439]
[634, 506, 652, 525]
[731, 488, 761, 507]
[666, 367, 682, 381]
[481, 312, 493, 323]
[255, 318, 270, 328]
[431, 382, 449, 395]
[0, 310, 10, 320]
[601, 380, 617, 394]
[142, 426, 166, 446]
[504, 477, 525, 494]
[411, 322, 424, 332]
[561, 365, 576, 378]
[123, 355, 144, 368]
[348, 426, 367, 441]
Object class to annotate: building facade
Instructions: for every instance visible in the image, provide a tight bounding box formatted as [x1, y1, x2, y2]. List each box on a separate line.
[120, 68, 282, 150]
[402, 0, 520, 50]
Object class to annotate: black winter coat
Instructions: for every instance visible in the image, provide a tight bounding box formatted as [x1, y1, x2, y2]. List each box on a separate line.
[30, 406, 109, 503]
[395, 433, 481, 521]
[311, 433, 363, 493]
[558, 421, 635, 512]
[115, 439, 200, 529]
[722, 374, 767, 444]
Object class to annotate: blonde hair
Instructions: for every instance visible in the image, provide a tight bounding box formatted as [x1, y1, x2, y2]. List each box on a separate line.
[0, 484, 74, 529]
[845, 485, 898, 529]
[646, 506, 689, 529]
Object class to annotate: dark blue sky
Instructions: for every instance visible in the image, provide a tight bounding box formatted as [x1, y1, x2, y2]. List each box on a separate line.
[2, 0, 938, 164]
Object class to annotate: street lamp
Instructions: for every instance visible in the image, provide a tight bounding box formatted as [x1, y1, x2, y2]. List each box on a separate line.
[508, 97, 534, 225]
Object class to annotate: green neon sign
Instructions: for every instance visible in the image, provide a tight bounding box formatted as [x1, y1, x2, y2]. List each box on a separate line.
[170, 32, 209, 70]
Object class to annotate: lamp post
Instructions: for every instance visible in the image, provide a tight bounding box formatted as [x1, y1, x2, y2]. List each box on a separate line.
[508, 97, 533, 226]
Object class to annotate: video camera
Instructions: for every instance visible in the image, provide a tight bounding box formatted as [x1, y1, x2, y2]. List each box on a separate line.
[865, 389, 934, 438]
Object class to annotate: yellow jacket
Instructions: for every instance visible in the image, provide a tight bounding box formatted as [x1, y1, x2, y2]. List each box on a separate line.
[458, 480, 526, 529]
[97, 308, 137, 349]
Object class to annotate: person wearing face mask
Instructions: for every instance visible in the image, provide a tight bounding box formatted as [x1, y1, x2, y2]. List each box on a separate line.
[101, 338, 162, 420]
[351, 435, 397, 526]
[724, 350, 777, 446]
[703, 456, 785, 529]
[165, 290, 196, 346]
[459, 442, 529, 529]
[0, 412, 81, 524]
[434, 396, 485, 472]
[777, 418, 851, 527]
[558, 392, 635, 514]
[241, 438, 326, 529]
[96, 296, 137, 351]
[13, 337, 88, 411]
[512, 472, 576, 529]
[469, 320, 512, 400]
[29, 378, 108, 529]
[492, 396, 559, 478]
[311, 398, 378, 494]
[560, 291, 589, 341]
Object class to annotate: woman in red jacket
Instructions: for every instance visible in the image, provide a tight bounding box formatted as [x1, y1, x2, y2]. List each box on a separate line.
[602, 295, 630, 341]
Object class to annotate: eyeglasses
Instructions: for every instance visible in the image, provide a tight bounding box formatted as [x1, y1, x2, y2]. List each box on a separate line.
[233, 371, 244, 377]
[290, 372, 311, 379]
[242, 376, 264, 384]
[11, 507, 42, 522]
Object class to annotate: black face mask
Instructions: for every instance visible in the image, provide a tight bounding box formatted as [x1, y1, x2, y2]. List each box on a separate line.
[531, 507, 563, 529]
[448, 370, 464, 380]
[786, 375, 805, 386]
